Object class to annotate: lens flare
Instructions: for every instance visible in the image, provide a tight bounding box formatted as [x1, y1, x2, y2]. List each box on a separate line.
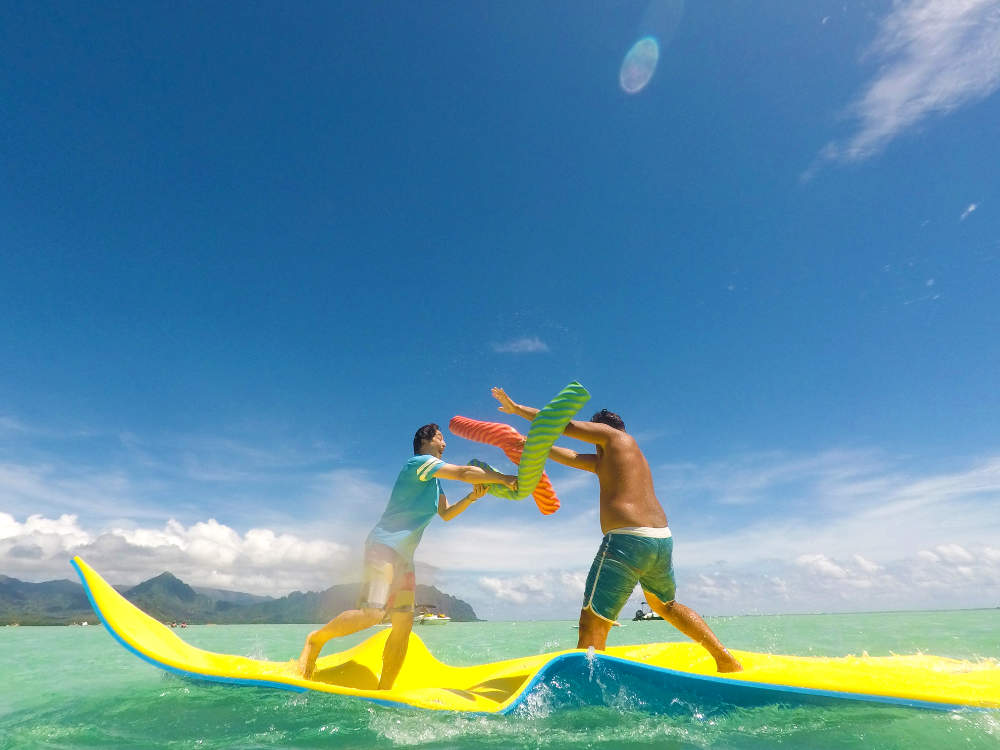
[619, 36, 659, 94]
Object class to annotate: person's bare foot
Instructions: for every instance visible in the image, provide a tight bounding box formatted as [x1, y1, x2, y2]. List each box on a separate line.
[298, 632, 321, 679]
[715, 650, 743, 673]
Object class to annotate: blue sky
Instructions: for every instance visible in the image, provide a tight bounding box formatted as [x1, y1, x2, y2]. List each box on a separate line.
[2, 0, 999, 621]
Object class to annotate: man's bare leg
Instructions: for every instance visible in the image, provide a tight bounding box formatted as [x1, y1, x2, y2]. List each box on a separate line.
[577, 607, 614, 650]
[377, 610, 414, 690]
[297, 607, 384, 679]
[644, 592, 742, 672]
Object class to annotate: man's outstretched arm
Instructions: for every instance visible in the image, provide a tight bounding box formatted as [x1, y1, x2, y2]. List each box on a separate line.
[492, 386, 616, 448]
[547, 444, 598, 473]
[435, 462, 518, 490]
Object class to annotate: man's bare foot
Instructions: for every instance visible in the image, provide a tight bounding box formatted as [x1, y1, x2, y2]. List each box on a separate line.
[715, 650, 743, 673]
[298, 632, 321, 679]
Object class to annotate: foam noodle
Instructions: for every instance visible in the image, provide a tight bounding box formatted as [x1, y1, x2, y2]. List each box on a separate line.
[463, 448, 559, 515]
[450, 381, 590, 513]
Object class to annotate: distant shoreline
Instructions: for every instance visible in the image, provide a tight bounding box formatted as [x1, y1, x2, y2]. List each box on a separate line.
[4, 606, 997, 627]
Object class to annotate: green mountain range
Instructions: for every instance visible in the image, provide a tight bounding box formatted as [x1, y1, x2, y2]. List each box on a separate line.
[0, 572, 479, 626]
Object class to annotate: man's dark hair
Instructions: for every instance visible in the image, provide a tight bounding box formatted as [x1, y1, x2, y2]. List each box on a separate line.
[591, 409, 625, 432]
[413, 423, 440, 454]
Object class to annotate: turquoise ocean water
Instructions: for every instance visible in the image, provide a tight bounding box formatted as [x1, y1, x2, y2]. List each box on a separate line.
[2, 611, 998, 749]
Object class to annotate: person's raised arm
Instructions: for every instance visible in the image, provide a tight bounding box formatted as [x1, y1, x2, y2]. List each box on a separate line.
[491, 387, 539, 421]
[492, 386, 616, 448]
[435, 462, 518, 491]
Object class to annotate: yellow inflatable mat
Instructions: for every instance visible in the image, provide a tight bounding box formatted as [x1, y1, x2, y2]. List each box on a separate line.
[72, 556, 1000, 713]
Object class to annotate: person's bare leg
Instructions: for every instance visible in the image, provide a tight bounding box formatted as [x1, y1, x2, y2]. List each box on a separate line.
[377, 610, 414, 690]
[298, 607, 383, 678]
[644, 592, 742, 672]
[577, 608, 614, 650]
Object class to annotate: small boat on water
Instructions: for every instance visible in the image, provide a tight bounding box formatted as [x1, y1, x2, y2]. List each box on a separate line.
[632, 603, 663, 621]
[415, 605, 451, 625]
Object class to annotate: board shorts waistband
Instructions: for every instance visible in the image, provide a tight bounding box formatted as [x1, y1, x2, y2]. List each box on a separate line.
[606, 526, 672, 539]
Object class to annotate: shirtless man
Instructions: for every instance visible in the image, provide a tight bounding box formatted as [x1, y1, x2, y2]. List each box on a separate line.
[297, 423, 517, 688]
[492, 388, 741, 673]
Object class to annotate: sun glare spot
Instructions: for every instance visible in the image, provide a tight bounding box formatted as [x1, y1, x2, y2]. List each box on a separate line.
[620, 36, 660, 94]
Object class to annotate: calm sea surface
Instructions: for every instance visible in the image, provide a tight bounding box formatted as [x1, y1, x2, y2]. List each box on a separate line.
[2, 611, 998, 749]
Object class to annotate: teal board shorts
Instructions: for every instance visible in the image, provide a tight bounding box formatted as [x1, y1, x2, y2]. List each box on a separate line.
[581, 527, 676, 624]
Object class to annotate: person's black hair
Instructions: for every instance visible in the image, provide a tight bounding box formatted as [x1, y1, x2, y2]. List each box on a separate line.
[591, 409, 625, 431]
[413, 423, 440, 454]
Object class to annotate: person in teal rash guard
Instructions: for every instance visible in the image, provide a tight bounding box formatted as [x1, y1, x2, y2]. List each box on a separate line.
[297, 423, 517, 688]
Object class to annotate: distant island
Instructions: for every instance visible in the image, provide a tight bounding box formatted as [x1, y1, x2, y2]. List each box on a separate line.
[0, 572, 479, 626]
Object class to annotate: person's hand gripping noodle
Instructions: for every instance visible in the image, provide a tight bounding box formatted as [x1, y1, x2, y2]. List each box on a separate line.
[448, 380, 590, 515]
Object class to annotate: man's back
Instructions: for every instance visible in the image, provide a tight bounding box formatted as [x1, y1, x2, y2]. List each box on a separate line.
[594, 431, 668, 533]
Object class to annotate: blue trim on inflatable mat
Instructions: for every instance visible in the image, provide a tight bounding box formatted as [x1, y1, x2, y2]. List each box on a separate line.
[71, 559, 980, 714]
[500, 650, 968, 714]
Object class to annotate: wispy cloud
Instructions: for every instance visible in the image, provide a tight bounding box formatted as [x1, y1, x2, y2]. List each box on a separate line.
[491, 336, 550, 354]
[960, 202, 979, 220]
[0, 462, 158, 523]
[666, 452, 1000, 566]
[817, 0, 1000, 166]
[477, 571, 585, 605]
[0, 420, 353, 531]
[0, 416, 27, 435]
[653, 449, 894, 510]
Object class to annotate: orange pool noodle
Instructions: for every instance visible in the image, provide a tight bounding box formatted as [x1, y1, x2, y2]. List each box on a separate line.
[449, 416, 560, 514]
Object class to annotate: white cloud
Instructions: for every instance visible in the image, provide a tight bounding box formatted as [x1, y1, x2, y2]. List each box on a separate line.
[491, 337, 550, 354]
[478, 573, 554, 605]
[853, 554, 882, 573]
[443, 537, 1000, 618]
[686, 572, 744, 602]
[932, 543, 975, 563]
[796, 553, 849, 579]
[818, 0, 1000, 164]
[465, 569, 590, 620]
[417, 514, 598, 573]
[4, 507, 1000, 617]
[0, 513, 350, 595]
[4, 412, 1000, 616]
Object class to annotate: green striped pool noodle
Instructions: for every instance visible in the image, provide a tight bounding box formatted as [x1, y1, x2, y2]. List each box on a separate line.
[470, 381, 590, 500]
